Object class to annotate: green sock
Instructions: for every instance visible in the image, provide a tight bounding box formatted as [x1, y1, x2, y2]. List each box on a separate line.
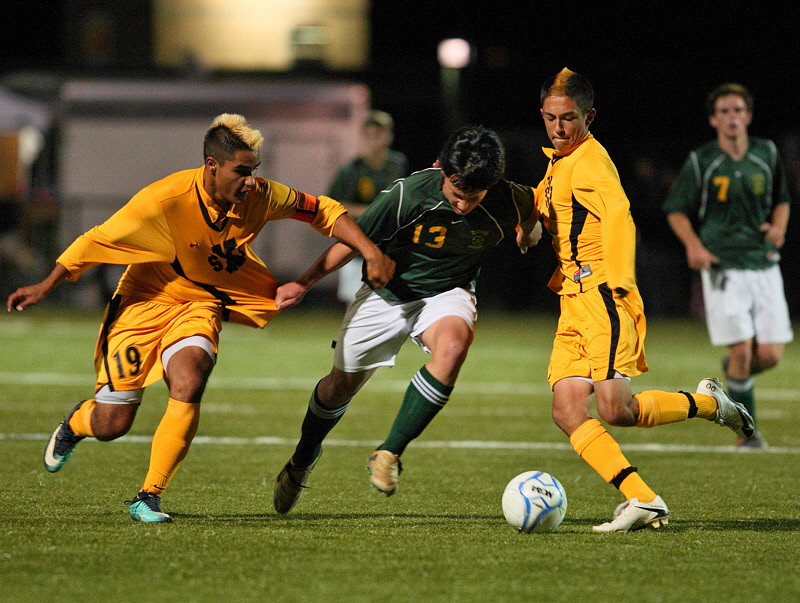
[292, 383, 349, 467]
[380, 366, 453, 455]
[725, 376, 756, 424]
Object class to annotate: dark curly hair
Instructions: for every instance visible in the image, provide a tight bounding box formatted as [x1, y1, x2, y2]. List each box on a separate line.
[437, 125, 505, 192]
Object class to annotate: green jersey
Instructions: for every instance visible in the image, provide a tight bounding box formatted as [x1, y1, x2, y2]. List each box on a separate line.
[663, 137, 791, 269]
[357, 167, 536, 302]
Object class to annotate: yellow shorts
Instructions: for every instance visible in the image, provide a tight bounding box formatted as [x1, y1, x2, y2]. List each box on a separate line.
[548, 285, 648, 388]
[93, 295, 222, 393]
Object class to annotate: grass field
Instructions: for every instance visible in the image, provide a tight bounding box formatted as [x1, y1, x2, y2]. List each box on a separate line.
[1, 306, 798, 602]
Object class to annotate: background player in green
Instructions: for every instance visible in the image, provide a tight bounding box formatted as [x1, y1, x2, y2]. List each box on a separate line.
[272, 125, 541, 512]
[664, 83, 793, 448]
[328, 110, 409, 303]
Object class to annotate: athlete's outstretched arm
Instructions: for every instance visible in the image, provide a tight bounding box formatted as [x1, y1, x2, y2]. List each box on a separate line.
[330, 214, 395, 289]
[275, 241, 358, 310]
[6, 263, 71, 312]
[276, 215, 395, 310]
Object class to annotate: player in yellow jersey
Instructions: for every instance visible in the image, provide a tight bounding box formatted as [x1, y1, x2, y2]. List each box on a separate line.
[534, 69, 754, 532]
[6, 113, 394, 523]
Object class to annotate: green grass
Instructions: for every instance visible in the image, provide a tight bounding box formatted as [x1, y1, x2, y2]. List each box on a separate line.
[1, 307, 799, 602]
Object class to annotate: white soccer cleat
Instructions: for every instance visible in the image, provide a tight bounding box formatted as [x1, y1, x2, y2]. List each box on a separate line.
[43, 401, 86, 473]
[593, 495, 669, 533]
[697, 377, 755, 439]
[366, 450, 402, 496]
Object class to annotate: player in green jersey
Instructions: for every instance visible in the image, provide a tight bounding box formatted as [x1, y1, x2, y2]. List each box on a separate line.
[272, 125, 541, 512]
[663, 83, 793, 449]
[328, 110, 409, 303]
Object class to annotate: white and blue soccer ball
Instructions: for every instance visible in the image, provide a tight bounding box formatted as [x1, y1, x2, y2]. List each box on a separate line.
[502, 471, 567, 533]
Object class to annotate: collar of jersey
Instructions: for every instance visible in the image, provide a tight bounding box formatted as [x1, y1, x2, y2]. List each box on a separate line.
[195, 167, 244, 227]
[542, 132, 594, 159]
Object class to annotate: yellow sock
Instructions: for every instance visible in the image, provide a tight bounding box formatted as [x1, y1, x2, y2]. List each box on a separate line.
[570, 418, 656, 503]
[68, 399, 96, 438]
[692, 394, 718, 420]
[637, 390, 718, 425]
[142, 398, 200, 496]
[635, 391, 689, 427]
[618, 472, 656, 503]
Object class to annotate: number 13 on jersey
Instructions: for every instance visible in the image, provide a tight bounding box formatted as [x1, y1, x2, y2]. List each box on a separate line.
[412, 224, 447, 248]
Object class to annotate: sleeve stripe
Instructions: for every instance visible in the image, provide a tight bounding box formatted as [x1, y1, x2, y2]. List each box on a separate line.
[294, 191, 319, 223]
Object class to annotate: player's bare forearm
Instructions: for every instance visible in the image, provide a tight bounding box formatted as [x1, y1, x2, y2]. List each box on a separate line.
[6, 263, 71, 312]
[666, 212, 718, 269]
[294, 242, 353, 289]
[762, 202, 790, 248]
[274, 240, 362, 311]
[517, 212, 542, 254]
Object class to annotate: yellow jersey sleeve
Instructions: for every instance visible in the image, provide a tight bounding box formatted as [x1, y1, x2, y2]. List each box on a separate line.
[57, 187, 174, 281]
[572, 152, 637, 294]
[260, 179, 346, 235]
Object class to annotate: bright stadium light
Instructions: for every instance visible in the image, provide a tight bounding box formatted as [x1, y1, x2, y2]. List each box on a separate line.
[437, 38, 471, 69]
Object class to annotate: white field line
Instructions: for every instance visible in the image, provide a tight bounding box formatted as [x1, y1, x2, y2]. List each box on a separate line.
[1, 432, 798, 455]
[1, 371, 799, 401]
[2, 371, 798, 453]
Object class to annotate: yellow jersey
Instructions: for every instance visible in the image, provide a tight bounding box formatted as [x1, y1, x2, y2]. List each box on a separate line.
[535, 133, 637, 296]
[58, 166, 346, 327]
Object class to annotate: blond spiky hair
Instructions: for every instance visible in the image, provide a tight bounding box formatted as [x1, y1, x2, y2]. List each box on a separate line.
[209, 113, 264, 152]
[550, 67, 575, 96]
[540, 68, 594, 112]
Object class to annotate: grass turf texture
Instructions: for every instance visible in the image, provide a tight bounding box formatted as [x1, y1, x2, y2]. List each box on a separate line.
[1, 307, 799, 602]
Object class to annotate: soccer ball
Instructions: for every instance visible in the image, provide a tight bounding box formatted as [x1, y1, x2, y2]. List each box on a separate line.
[502, 471, 567, 533]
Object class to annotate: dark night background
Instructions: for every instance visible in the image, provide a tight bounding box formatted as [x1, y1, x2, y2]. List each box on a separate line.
[2, 1, 799, 316]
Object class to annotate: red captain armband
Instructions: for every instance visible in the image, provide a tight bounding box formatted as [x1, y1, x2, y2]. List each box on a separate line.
[293, 191, 319, 223]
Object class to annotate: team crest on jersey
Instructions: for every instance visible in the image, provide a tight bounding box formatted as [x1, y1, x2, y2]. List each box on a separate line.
[543, 175, 553, 210]
[751, 173, 766, 195]
[208, 238, 246, 273]
[357, 177, 376, 203]
[469, 230, 490, 249]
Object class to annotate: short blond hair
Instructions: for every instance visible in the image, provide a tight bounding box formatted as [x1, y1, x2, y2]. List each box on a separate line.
[540, 67, 594, 113]
[204, 113, 263, 161]
[363, 110, 394, 131]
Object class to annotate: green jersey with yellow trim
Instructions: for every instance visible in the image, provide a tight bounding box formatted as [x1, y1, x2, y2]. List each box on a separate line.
[356, 167, 535, 302]
[663, 137, 791, 269]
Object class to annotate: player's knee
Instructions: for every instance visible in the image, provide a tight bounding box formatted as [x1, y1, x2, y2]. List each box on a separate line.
[92, 404, 137, 440]
[94, 421, 132, 441]
[433, 336, 471, 370]
[326, 369, 369, 403]
[164, 345, 214, 400]
[596, 403, 636, 427]
[168, 376, 209, 404]
[729, 348, 751, 368]
[757, 350, 781, 371]
[165, 356, 214, 403]
[551, 405, 578, 433]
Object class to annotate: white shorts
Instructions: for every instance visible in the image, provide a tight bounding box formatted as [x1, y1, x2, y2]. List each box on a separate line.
[337, 257, 364, 304]
[701, 265, 793, 346]
[333, 284, 478, 372]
